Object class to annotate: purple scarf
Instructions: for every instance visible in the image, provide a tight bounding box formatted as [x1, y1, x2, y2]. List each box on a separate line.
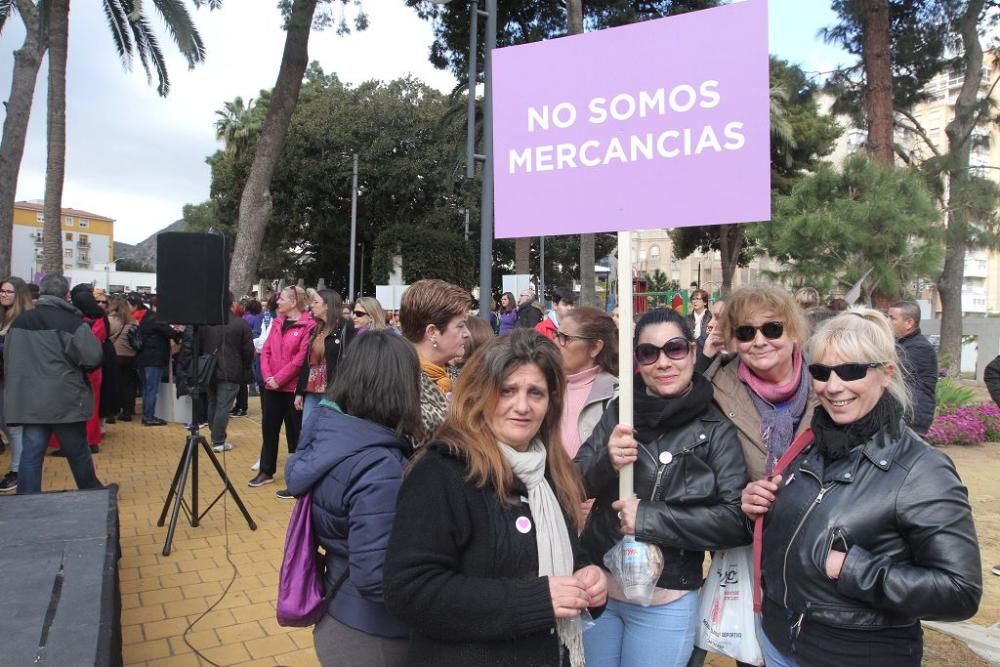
[739, 347, 810, 474]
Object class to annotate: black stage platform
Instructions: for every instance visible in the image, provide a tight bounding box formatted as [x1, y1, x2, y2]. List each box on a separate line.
[0, 486, 122, 667]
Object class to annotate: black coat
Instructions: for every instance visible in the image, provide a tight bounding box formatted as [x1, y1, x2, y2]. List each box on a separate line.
[294, 320, 355, 396]
[761, 422, 981, 640]
[575, 396, 750, 591]
[985, 354, 1000, 407]
[515, 302, 543, 329]
[383, 444, 600, 667]
[896, 329, 938, 434]
[135, 309, 182, 368]
[198, 314, 254, 384]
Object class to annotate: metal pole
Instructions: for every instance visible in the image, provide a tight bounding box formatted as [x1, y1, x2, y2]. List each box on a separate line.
[479, 0, 496, 320]
[464, 209, 470, 241]
[466, 2, 479, 179]
[540, 237, 546, 306]
[348, 153, 359, 301]
[359, 243, 365, 296]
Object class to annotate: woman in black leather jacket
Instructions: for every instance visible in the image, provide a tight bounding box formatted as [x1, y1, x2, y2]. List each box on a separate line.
[575, 308, 750, 667]
[742, 309, 982, 666]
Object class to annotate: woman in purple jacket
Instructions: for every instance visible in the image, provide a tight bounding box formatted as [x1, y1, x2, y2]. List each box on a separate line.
[497, 291, 518, 335]
[285, 331, 424, 667]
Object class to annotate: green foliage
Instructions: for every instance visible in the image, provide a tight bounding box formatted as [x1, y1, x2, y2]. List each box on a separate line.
[934, 377, 977, 413]
[670, 57, 842, 269]
[762, 155, 942, 299]
[371, 224, 474, 286]
[115, 258, 154, 272]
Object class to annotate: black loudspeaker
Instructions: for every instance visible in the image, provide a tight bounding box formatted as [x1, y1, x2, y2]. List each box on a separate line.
[156, 232, 228, 325]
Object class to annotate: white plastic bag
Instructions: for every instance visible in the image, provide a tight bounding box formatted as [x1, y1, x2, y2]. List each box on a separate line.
[695, 545, 764, 666]
[603, 536, 664, 607]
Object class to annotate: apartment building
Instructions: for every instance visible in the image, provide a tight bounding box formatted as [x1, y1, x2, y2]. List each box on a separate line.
[12, 200, 114, 280]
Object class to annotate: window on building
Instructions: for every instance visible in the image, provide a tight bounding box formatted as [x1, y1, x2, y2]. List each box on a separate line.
[64, 249, 73, 257]
[78, 219, 90, 228]
[65, 216, 73, 226]
[65, 232, 73, 241]
[36, 212, 44, 222]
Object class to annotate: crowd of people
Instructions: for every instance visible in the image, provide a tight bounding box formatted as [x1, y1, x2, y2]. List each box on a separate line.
[0, 273, 991, 666]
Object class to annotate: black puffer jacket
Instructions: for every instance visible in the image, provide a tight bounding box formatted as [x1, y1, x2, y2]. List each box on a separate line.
[761, 421, 981, 633]
[896, 329, 938, 433]
[575, 384, 751, 591]
[985, 354, 1000, 406]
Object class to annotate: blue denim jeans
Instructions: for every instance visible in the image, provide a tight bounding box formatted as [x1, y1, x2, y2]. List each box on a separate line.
[19, 423, 102, 494]
[584, 592, 699, 667]
[302, 392, 323, 427]
[141, 365, 165, 420]
[760, 626, 800, 667]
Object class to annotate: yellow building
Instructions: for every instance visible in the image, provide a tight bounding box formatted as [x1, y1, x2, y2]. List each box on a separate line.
[12, 200, 114, 280]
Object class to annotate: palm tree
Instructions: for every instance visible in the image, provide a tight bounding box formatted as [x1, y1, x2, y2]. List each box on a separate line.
[215, 96, 261, 159]
[39, 0, 219, 274]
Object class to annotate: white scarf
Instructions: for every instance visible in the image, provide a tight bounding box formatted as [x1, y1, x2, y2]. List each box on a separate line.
[501, 440, 584, 667]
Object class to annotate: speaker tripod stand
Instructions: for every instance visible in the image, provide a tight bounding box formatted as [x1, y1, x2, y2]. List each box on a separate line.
[157, 423, 257, 556]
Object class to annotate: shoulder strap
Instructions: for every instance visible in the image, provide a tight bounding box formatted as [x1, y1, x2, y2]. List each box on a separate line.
[752, 427, 813, 614]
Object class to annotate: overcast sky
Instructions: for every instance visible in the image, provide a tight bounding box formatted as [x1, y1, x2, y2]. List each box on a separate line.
[0, 0, 851, 245]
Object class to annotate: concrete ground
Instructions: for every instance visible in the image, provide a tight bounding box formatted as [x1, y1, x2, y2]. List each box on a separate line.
[2, 398, 998, 666]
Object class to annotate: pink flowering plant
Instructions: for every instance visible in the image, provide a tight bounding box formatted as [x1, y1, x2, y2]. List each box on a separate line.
[925, 403, 1000, 447]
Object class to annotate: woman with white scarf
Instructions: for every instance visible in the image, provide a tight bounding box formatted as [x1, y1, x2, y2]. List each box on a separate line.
[384, 330, 607, 666]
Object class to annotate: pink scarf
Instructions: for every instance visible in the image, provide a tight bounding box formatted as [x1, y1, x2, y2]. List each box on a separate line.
[738, 344, 804, 403]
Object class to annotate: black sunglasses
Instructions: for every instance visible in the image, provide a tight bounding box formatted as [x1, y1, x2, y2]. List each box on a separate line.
[808, 362, 884, 382]
[353, 310, 368, 317]
[733, 321, 784, 343]
[634, 337, 690, 365]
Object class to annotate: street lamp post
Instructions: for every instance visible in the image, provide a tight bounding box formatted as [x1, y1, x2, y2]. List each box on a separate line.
[434, 0, 496, 319]
[348, 153, 359, 301]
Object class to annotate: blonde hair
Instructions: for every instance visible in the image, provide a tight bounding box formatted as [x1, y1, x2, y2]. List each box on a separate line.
[355, 297, 387, 331]
[719, 285, 809, 346]
[281, 285, 308, 312]
[806, 308, 911, 414]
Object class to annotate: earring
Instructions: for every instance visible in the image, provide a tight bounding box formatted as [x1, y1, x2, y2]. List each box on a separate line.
[432, 339, 439, 348]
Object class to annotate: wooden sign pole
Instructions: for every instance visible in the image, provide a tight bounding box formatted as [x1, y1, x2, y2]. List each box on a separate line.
[617, 230, 634, 502]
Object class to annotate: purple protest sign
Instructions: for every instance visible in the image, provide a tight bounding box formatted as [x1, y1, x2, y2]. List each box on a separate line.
[491, 0, 770, 238]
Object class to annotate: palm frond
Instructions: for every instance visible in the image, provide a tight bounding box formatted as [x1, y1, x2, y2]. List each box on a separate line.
[0, 0, 14, 32]
[151, 0, 206, 67]
[102, 0, 134, 70]
[130, 12, 170, 96]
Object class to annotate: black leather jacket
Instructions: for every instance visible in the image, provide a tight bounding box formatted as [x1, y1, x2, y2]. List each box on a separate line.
[575, 398, 751, 590]
[762, 421, 981, 631]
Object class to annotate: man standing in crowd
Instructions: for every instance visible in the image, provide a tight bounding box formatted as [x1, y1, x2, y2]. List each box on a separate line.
[2, 275, 104, 494]
[534, 286, 576, 340]
[887, 300, 938, 435]
[985, 353, 1000, 577]
[130, 292, 182, 426]
[514, 288, 543, 329]
[198, 292, 254, 453]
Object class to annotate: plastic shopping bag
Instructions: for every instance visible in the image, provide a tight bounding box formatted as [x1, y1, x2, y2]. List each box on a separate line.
[603, 535, 664, 607]
[695, 545, 764, 666]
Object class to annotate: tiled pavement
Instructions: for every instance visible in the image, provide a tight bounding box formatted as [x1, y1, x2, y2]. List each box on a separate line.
[0, 397, 735, 667]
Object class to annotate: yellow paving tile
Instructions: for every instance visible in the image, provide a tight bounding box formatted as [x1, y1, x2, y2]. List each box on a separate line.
[244, 633, 297, 660]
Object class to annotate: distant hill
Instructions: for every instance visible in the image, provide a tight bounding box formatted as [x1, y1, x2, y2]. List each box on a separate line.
[114, 219, 187, 268]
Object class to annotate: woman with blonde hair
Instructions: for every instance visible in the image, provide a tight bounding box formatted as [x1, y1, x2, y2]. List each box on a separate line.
[0, 277, 33, 492]
[384, 330, 607, 666]
[398, 279, 471, 442]
[743, 309, 981, 665]
[704, 285, 817, 482]
[352, 296, 387, 335]
[107, 295, 138, 422]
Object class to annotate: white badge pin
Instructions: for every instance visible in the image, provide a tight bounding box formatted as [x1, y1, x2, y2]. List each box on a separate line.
[659, 451, 673, 465]
[515, 516, 532, 534]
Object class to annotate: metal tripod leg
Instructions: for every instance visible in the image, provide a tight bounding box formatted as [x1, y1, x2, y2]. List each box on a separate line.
[198, 440, 258, 531]
[159, 432, 203, 556]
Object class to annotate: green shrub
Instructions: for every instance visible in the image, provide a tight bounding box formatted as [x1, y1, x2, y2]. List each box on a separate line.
[935, 378, 976, 414]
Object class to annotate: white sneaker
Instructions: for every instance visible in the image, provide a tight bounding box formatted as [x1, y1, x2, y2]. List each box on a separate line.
[250, 459, 260, 471]
[213, 442, 233, 453]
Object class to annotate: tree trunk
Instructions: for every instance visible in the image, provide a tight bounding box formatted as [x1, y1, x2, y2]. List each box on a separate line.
[717, 224, 742, 296]
[228, 0, 318, 296]
[937, 0, 985, 376]
[42, 0, 69, 277]
[515, 237, 530, 275]
[861, 0, 894, 166]
[0, 0, 47, 278]
[564, 0, 594, 304]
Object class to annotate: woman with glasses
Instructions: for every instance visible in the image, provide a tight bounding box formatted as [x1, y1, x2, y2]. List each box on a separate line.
[686, 289, 711, 342]
[351, 297, 387, 335]
[704, 285, 817, 483]
[0, 277, 33, 492]
[574, 308, 749, 666]
[742, 310, 981, 666]
[556, 306, 619, 459]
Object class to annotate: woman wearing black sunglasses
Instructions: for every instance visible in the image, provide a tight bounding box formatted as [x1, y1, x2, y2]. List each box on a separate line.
[742, 309, 981, 666]
[703, 285, 818, 484]
[574, 308, 749, 666]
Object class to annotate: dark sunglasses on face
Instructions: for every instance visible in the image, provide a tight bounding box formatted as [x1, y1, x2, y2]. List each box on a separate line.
[634, 337, 690, 365]
[808, 362, 884, 382]
[733, 321, 784, 343]
[353, 310, 368, 318]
